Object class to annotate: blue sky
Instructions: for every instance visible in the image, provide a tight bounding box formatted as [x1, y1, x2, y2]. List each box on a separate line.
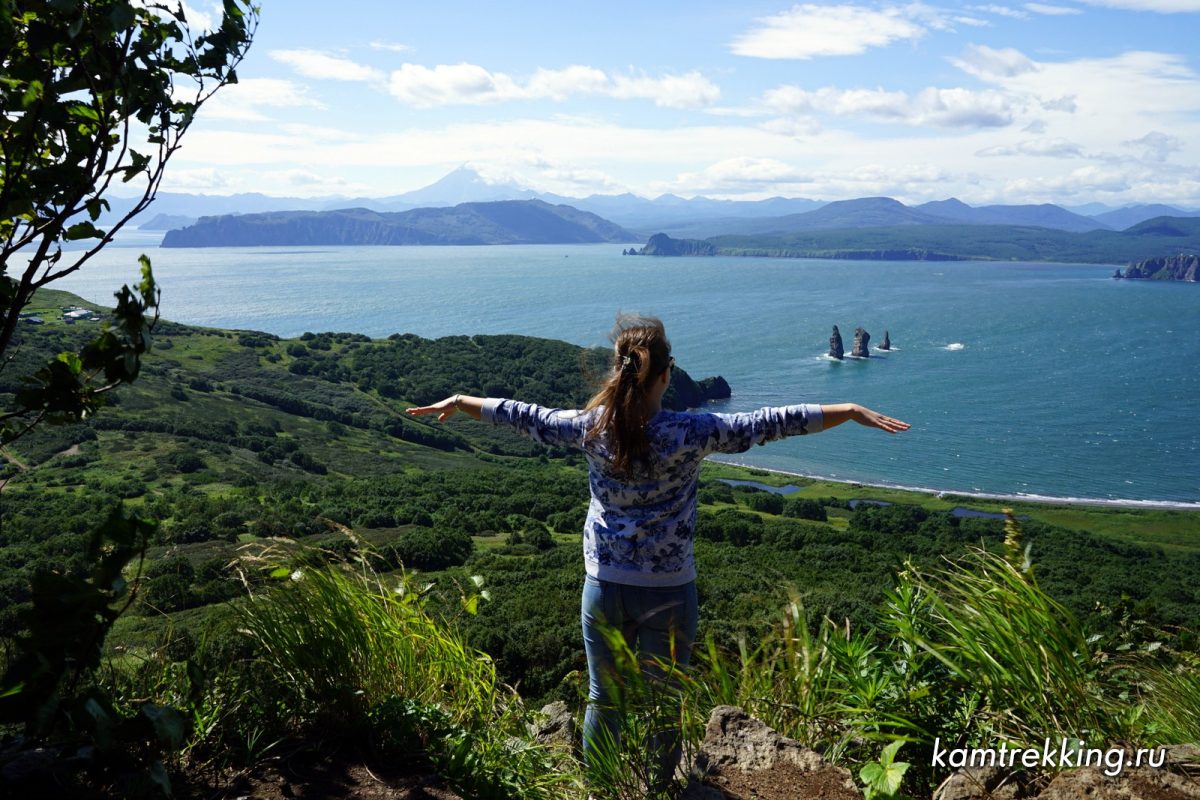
[163, 1, 1200, 207]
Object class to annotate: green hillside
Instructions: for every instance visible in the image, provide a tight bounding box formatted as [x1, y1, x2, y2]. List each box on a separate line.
[708, 216, 1200, 263]
[3, 292, 1198, 798]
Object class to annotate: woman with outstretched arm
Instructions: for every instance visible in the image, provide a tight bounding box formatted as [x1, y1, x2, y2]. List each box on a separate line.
[406, 314, 909, 795]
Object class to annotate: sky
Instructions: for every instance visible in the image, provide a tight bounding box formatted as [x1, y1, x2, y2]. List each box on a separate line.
[158, 1, 1200, 207]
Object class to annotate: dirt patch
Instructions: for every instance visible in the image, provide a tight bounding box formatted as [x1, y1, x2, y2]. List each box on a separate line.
[702, 761, 863, 800]
[176, 744, 462, 800]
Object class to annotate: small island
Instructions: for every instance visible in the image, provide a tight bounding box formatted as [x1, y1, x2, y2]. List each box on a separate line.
[628, 232, 717, 256]
[1114, 253, 1199, 282]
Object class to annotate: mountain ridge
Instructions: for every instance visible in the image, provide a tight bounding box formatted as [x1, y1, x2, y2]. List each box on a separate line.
[161, 199, 639, 247]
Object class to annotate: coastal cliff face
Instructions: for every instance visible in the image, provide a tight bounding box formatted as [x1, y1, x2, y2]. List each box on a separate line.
[665, 369, 731, 410]
[1117, 253, 1199, 281]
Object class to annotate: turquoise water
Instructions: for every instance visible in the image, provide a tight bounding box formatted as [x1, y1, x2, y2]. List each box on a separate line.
[53, 238, 1200, 505]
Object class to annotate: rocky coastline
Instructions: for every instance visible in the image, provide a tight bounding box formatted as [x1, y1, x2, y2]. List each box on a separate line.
[1114, 253, 1199, 281]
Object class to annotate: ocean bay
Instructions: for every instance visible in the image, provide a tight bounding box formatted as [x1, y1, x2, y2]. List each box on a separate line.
[53, 239, 1200, 505]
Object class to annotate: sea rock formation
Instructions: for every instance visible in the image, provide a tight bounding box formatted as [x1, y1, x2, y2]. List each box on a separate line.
[635, 232, 718, 256]
[682, 706, 862, 800]
[852, 327, 870, 358]
[666, 370, 731, 409]
[697, 376, 732, 400]
[880, 330, 891, 350]
[829, 326, 844, 360]
[1116, 253, 1199, 281]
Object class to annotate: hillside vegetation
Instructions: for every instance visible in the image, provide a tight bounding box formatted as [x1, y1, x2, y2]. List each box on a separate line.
[161, 200, 638, 247]
[708, 216, 1200, 264]
[2, 291, 1198, 798]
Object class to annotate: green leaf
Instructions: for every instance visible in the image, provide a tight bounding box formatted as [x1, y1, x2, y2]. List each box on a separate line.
[860, 742, 910, 800]
[64, 221, 101, 240]
[55, 351, 83, 373]
[141, 703, 189, 749]
[269, 567, 290, 580]
[880, 739, 905, 767]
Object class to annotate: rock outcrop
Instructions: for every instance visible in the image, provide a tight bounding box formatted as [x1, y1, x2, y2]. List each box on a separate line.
[666, 370, 732, 410]
[880, 330, 891, 350]
[528, 701, 576, 750]
[1116, 253, 1200, 281]
[635, 232, 718, 256]
[852, 327, 870, 358]
[829, 326, 844, 360]
[683, 706, 862, 800]
[697, 376, 732, 401]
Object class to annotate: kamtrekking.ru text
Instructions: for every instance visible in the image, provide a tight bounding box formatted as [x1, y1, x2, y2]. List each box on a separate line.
[931, 738, 1166, 777]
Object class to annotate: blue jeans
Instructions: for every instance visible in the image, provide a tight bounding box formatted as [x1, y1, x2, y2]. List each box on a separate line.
[581, 574, 698, 793]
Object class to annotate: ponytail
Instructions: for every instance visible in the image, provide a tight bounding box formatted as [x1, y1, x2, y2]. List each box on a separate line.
[584, 315, 671, 477]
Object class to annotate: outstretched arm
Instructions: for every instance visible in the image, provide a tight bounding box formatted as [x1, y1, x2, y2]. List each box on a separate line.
[405, 394, 484, 422]
[406, 395, 589, 448]
[820, 403, 910, 434]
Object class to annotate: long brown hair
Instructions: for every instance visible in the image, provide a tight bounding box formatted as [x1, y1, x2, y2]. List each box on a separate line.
[584, 314, 672, 477]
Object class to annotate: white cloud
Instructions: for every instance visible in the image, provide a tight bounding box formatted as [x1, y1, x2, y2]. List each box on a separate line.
[610, 72, 721, 109]
[669, 157, 810, 193]
[971, 4, 1030, 18]
[162, 167, 229, 191]
[729, 4, 927, 59]
[526, 66, 609, 100]
[386, 63, 719, 108]
[760, 116, 824, 138]
[1040, 95, 1077, 112]
[657, 159, 958, 198]
[267, 169, 352, 188]
[198, 78, 326, 122]
[951, 44, 1039, 79]
[1124, 131, 1184, 161]
[387, 63, 523, 106]
[270, 49, 385, 82]
[1024, 2, 1084, 13]
[977, 137, 1085, 157]
[1004, 164, 1139, 195]
[180, 2, 214, 31]
[763, 85, 1017, 127]
[369, 40, 411, 53]
[1076, 0, 1200, 11]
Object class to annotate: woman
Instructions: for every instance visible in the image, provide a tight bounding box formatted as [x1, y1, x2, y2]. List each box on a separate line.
[406, 314, 909, 793]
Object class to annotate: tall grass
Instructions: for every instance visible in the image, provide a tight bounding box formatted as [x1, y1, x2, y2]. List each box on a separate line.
[1140, 660, 1200, 744]
[235, 552, 574, 799]
[881, 513, 1122, 745]
[675, 513, 1189, 798]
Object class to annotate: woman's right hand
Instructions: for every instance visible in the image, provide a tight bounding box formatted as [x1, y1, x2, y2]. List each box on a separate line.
[852, 404, 910, 433]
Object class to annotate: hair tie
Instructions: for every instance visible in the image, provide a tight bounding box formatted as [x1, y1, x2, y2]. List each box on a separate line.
[620, 355, 632, 368]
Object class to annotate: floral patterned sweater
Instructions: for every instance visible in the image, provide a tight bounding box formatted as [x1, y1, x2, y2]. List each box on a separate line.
[481, 399, 824, 587]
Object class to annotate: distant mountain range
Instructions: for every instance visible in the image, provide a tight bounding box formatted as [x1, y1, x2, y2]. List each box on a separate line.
[706, 216, 1200, 265]
[160, 200, 638, 247]
[122, 166, 1200, 238]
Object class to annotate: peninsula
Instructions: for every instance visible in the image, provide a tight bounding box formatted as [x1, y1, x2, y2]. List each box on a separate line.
[161, 200, 638, 247]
